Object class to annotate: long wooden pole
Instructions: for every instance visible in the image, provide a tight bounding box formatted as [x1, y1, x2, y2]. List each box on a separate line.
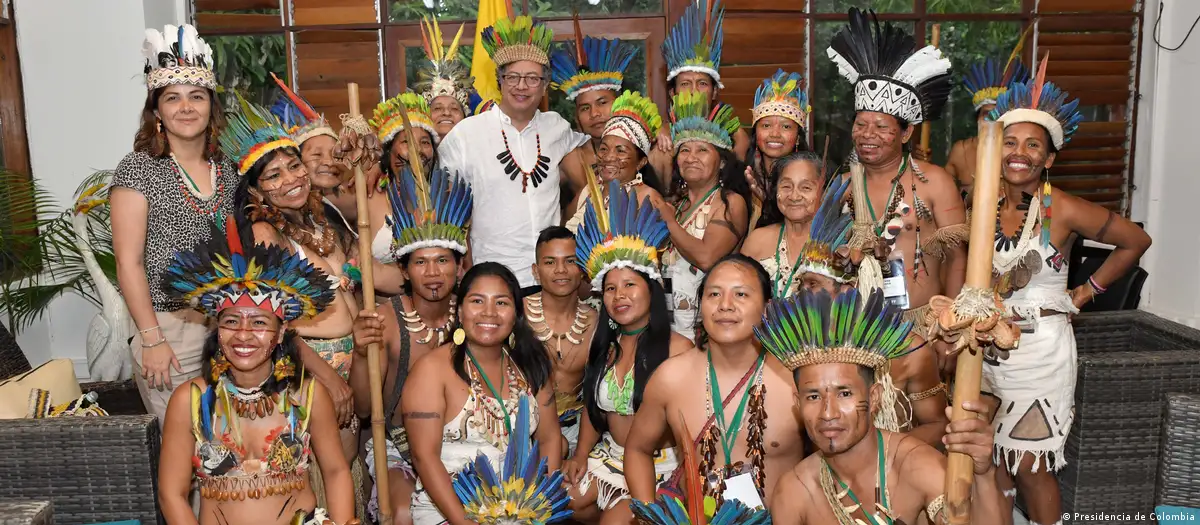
[919, 24, 941, 154]
[944, 120, 1003, 524]
[348, 82, 393, 525]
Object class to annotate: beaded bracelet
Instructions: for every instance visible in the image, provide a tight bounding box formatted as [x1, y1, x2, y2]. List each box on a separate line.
[1088, 276, 1108, 295]
[138, 325, 162, 335]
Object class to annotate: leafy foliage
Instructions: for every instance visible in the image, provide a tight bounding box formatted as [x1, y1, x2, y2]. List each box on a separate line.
[208, 34, 287, 108]
[390, 0, 661, 22]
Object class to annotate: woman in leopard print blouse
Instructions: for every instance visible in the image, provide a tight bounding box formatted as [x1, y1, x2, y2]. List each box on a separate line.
[110, 25, 237, 426]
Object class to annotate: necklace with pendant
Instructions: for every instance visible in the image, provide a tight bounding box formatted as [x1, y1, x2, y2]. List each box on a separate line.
[400, 297, 458, 345]
[526, 293, 589, 361]
[222, 376, 278, 420]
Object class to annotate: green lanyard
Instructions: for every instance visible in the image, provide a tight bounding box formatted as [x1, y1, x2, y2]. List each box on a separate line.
[825, 429, 891, 525]
[466, 350, 512, 436]
[675, 185, 720, 224]
[772, 225, 804, 298]
[863, 156, 908, 235]
[707, 351, 765, 464]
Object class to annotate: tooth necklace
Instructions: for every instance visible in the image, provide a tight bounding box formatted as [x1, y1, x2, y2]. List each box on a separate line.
[400, 297, 458, 345]
[526, 292, 589, 361]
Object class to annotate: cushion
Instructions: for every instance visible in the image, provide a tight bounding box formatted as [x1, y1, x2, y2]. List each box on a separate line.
[1155, 506, 1200, 524]
[0, 358, 82, 419]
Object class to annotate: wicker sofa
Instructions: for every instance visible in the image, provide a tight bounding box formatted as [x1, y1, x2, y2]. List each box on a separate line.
[1058, 311, 1200, 523]
[1156, 393, 1200, 508]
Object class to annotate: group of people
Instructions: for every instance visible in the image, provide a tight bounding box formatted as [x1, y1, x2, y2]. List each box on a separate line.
[108, 5, 1152, 525]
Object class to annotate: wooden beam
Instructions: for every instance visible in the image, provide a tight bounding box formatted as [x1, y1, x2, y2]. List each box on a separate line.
[0, 14, 30, 178]
[1047, 60, 1133, 76]
[1039, 44, 1131, 61]
[1038, 15, 1136, 32]
[1054, 147, 1127, 162]
[1051, 175, 1125, 191]
[1050, 161, 1125, 176]
[1038, 32, 1132, 46]
[195, 12, 281, 31]
[1038, 0, 1136, 13]
[194, 0, 280, 11]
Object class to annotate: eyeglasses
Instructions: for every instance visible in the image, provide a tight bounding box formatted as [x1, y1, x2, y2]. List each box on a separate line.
[501, 74, 546, 87]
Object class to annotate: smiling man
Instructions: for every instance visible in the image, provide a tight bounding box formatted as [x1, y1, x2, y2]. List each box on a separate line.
[438, 15, 591, 293]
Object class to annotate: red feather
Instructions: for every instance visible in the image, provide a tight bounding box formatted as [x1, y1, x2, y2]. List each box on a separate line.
[269, 73, 320, 121]
[225, 217, 243, 256]
[679, 414, 706, 525]
[1030, 51, 1049, 108]
[420, 18, 434, 60]
[573, 13, 585, 67]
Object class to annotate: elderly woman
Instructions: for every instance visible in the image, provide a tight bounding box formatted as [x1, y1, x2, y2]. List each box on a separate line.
[740, 151, 827, 299]
[743, 70, 811, 228]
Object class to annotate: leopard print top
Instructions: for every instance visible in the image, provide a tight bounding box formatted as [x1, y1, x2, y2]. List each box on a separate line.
[112, 151, 239, 311]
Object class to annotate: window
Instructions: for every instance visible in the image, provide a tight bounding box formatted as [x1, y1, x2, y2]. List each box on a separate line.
[390, 0, 663, 23]
[208, 34, 288, 106]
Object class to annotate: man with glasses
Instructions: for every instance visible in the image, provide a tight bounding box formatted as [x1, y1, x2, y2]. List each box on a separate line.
[438, 15, 590, 295]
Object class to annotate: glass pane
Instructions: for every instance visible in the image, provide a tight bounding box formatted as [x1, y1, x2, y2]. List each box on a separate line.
[924, 21, 1022, 165]
[927, 0, 1020, 14]
[391, 0, 662, 22]
[549, 39, 648, 128]
[207, 34, 287, 108]
[810, 21, 915, 168]
[813, 0, 913, 13]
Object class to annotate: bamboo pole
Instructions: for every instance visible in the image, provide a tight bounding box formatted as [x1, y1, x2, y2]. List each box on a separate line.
[944, 120, 1003, 525]
[347, 82, 393, 525]
[919, 24, 941, 155]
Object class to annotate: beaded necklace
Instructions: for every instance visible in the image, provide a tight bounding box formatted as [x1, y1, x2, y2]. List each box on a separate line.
[771, 224, 804, 298]
[170, 153, 225, 228]
[497, 130, 550, 193]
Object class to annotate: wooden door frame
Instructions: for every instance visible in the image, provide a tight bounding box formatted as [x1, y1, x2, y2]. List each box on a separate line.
[0, 2, 30, 178]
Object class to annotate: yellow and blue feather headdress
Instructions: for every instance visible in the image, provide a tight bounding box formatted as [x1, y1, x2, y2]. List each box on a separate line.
[481, 15, 555, 67]
[603, 91, 663, 155]
[164, 218, 334, 322]
[989, 57, 1084, 150]
[269, 73, 337, 146]
[371, 92, 441, 145]
[551, 16, 638, 101]
[752, 69, 810, 128]
[575, 180, 670, 288]
[964, 58, 1029, 112]
[663, 0, 726, 88]
[219, 93, 299, 175]
[452, 396, 572, 525]
[670, 90, 741, 151]
[378, 166, 473, 264]
[796, 176, 854, 285]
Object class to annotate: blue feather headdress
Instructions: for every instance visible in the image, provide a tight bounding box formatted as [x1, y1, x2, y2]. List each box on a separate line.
[551, 16, 638, 101]
[452, 396, 572, 525]
[670, 90, 741, 151]
[989, 57, 1084, 150]
[796, 176, 854, 285]
[963, 58, 1030, 111]
[663, 0, 726, 88]
[164, 217, 334, 322]
[575, 180, 670, 288]
[376, 166, 473, 264]
[752, 69, 810, 128]
[269, 73, 337, 146]
[219, 92, 299, 175]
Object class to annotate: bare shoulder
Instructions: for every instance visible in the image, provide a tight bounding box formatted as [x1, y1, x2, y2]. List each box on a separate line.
[669, 334, 698, 357]
[410, 343, 454, 376]
[772, 455, 821, 515]
[914, 159, 957, 190]
[893, 430, 946, 475]
[655, 346, 702, 384]
[741, 223, 781, 259]
[251, 221, 286, 247]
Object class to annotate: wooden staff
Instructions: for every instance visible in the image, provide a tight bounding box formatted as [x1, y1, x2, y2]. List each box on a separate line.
[347, 82, 393, 525]
[944, 120, 1002, 524]
[919, 24, 941, 155]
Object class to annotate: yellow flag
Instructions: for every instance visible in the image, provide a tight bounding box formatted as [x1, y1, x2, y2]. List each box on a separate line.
[471, 0, 509, 104]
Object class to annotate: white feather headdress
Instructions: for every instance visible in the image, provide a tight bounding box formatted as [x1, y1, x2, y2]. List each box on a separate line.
[143, 24, 216, 91]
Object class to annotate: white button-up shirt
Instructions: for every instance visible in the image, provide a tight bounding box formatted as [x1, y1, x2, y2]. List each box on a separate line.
[439, 105, 589, 287]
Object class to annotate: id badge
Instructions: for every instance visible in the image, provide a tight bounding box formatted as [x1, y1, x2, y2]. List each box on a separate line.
[883, 258, 910, 309]
[663, 276, 675, 314]
[721, 473, 765, 510]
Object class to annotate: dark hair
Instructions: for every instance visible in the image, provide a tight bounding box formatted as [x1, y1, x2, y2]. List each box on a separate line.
[756, 151, 827, 228]
[669, 146, 753, 235]
[692, 254, 773, 348]
[398, 247, 463, 296]
[451, 262, 552, 394]
[201, 327, 303, 395]
[789, 362, 875, 391]
[233, 147, 353, 255]
[133, 86, 227, 161]
[634, 150, 668, 196]
[746, 119, 809, 207]
[379, 128, 439, 178]
[581, 268, 672, 433]
[536, 226, 575, 252]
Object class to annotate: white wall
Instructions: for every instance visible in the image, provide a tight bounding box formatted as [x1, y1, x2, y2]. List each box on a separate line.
[1133, 0, 1200, 328]
[7, 0, 189, 378]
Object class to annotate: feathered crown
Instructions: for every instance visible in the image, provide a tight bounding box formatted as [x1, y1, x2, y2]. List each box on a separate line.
[752, 69, 810, 127]
[670, 90, 741, 151]
[964, 58, 1030, 111]
[481, 15, 555, 67]
[164, 218, 334, 322]
[827, 8, 952, 125]
[142, 24, 215, 90]
[377, 166, 473, 264]
[756, 289, 913, 372]
[989, 57, 1084, 150]
[551, 16, 638, 101]
[603, 91, 663, 154]
[269, 73, 337, 146]
[416, 16, 475, 108]
[663, 0, 726, 88]
[452, 396, 573, 525]
[219, 93, 299, 175]
[370, 92, 440, 145]
[797, 176, 855, 285]
[576, 180, 670, 288]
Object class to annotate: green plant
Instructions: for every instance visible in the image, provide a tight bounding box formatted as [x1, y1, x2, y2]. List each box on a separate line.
[208, 34, 287, 107]
[0, 170, 117, 331]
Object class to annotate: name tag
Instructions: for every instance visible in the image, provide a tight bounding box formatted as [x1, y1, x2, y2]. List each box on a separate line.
[883, 258, 909, 309]
[722, 473, 765, 510]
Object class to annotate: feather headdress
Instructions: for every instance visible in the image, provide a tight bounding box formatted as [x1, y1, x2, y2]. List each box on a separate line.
[670, 90, 742, 151]
[452, 396, 573, 525]
[826, 8, 952, 125]
[797, 175, 855, 285]
[964, 58, 1030, 112]
[416, 16, 475, 108]
[663, 0, 726, 88]
[481, 15, 556, 67]
[219, 93, 299, 175]
[575, 180, 670, 288]
[603, 91, 663, 154]
[370, 92, 440, 145]
[142, 24, 215, 90]
[268, 73, 337, 146]
[550, 16, 638, 101]
[756, 288, 913, 372]
[378, 166, 473, 264]
[752, 69, 810, 127]
[164, 217, 334, 322]
[989, 57, 1084, 150]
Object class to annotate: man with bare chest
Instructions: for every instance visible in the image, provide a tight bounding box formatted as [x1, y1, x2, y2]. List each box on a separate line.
[760, 289, 1007, 525]
[525, 226, 598, 457]
[827, 9, 968, 338]
[349, 166, 471, 524]
[625, 254, 803, 511]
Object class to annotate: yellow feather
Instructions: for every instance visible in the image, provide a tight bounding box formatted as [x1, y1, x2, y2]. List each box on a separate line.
[190, 383, 203, 441]
[447, 22, 465, 62]
[1005, 24, 1035, 72]
[582, 154, 608, 234]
